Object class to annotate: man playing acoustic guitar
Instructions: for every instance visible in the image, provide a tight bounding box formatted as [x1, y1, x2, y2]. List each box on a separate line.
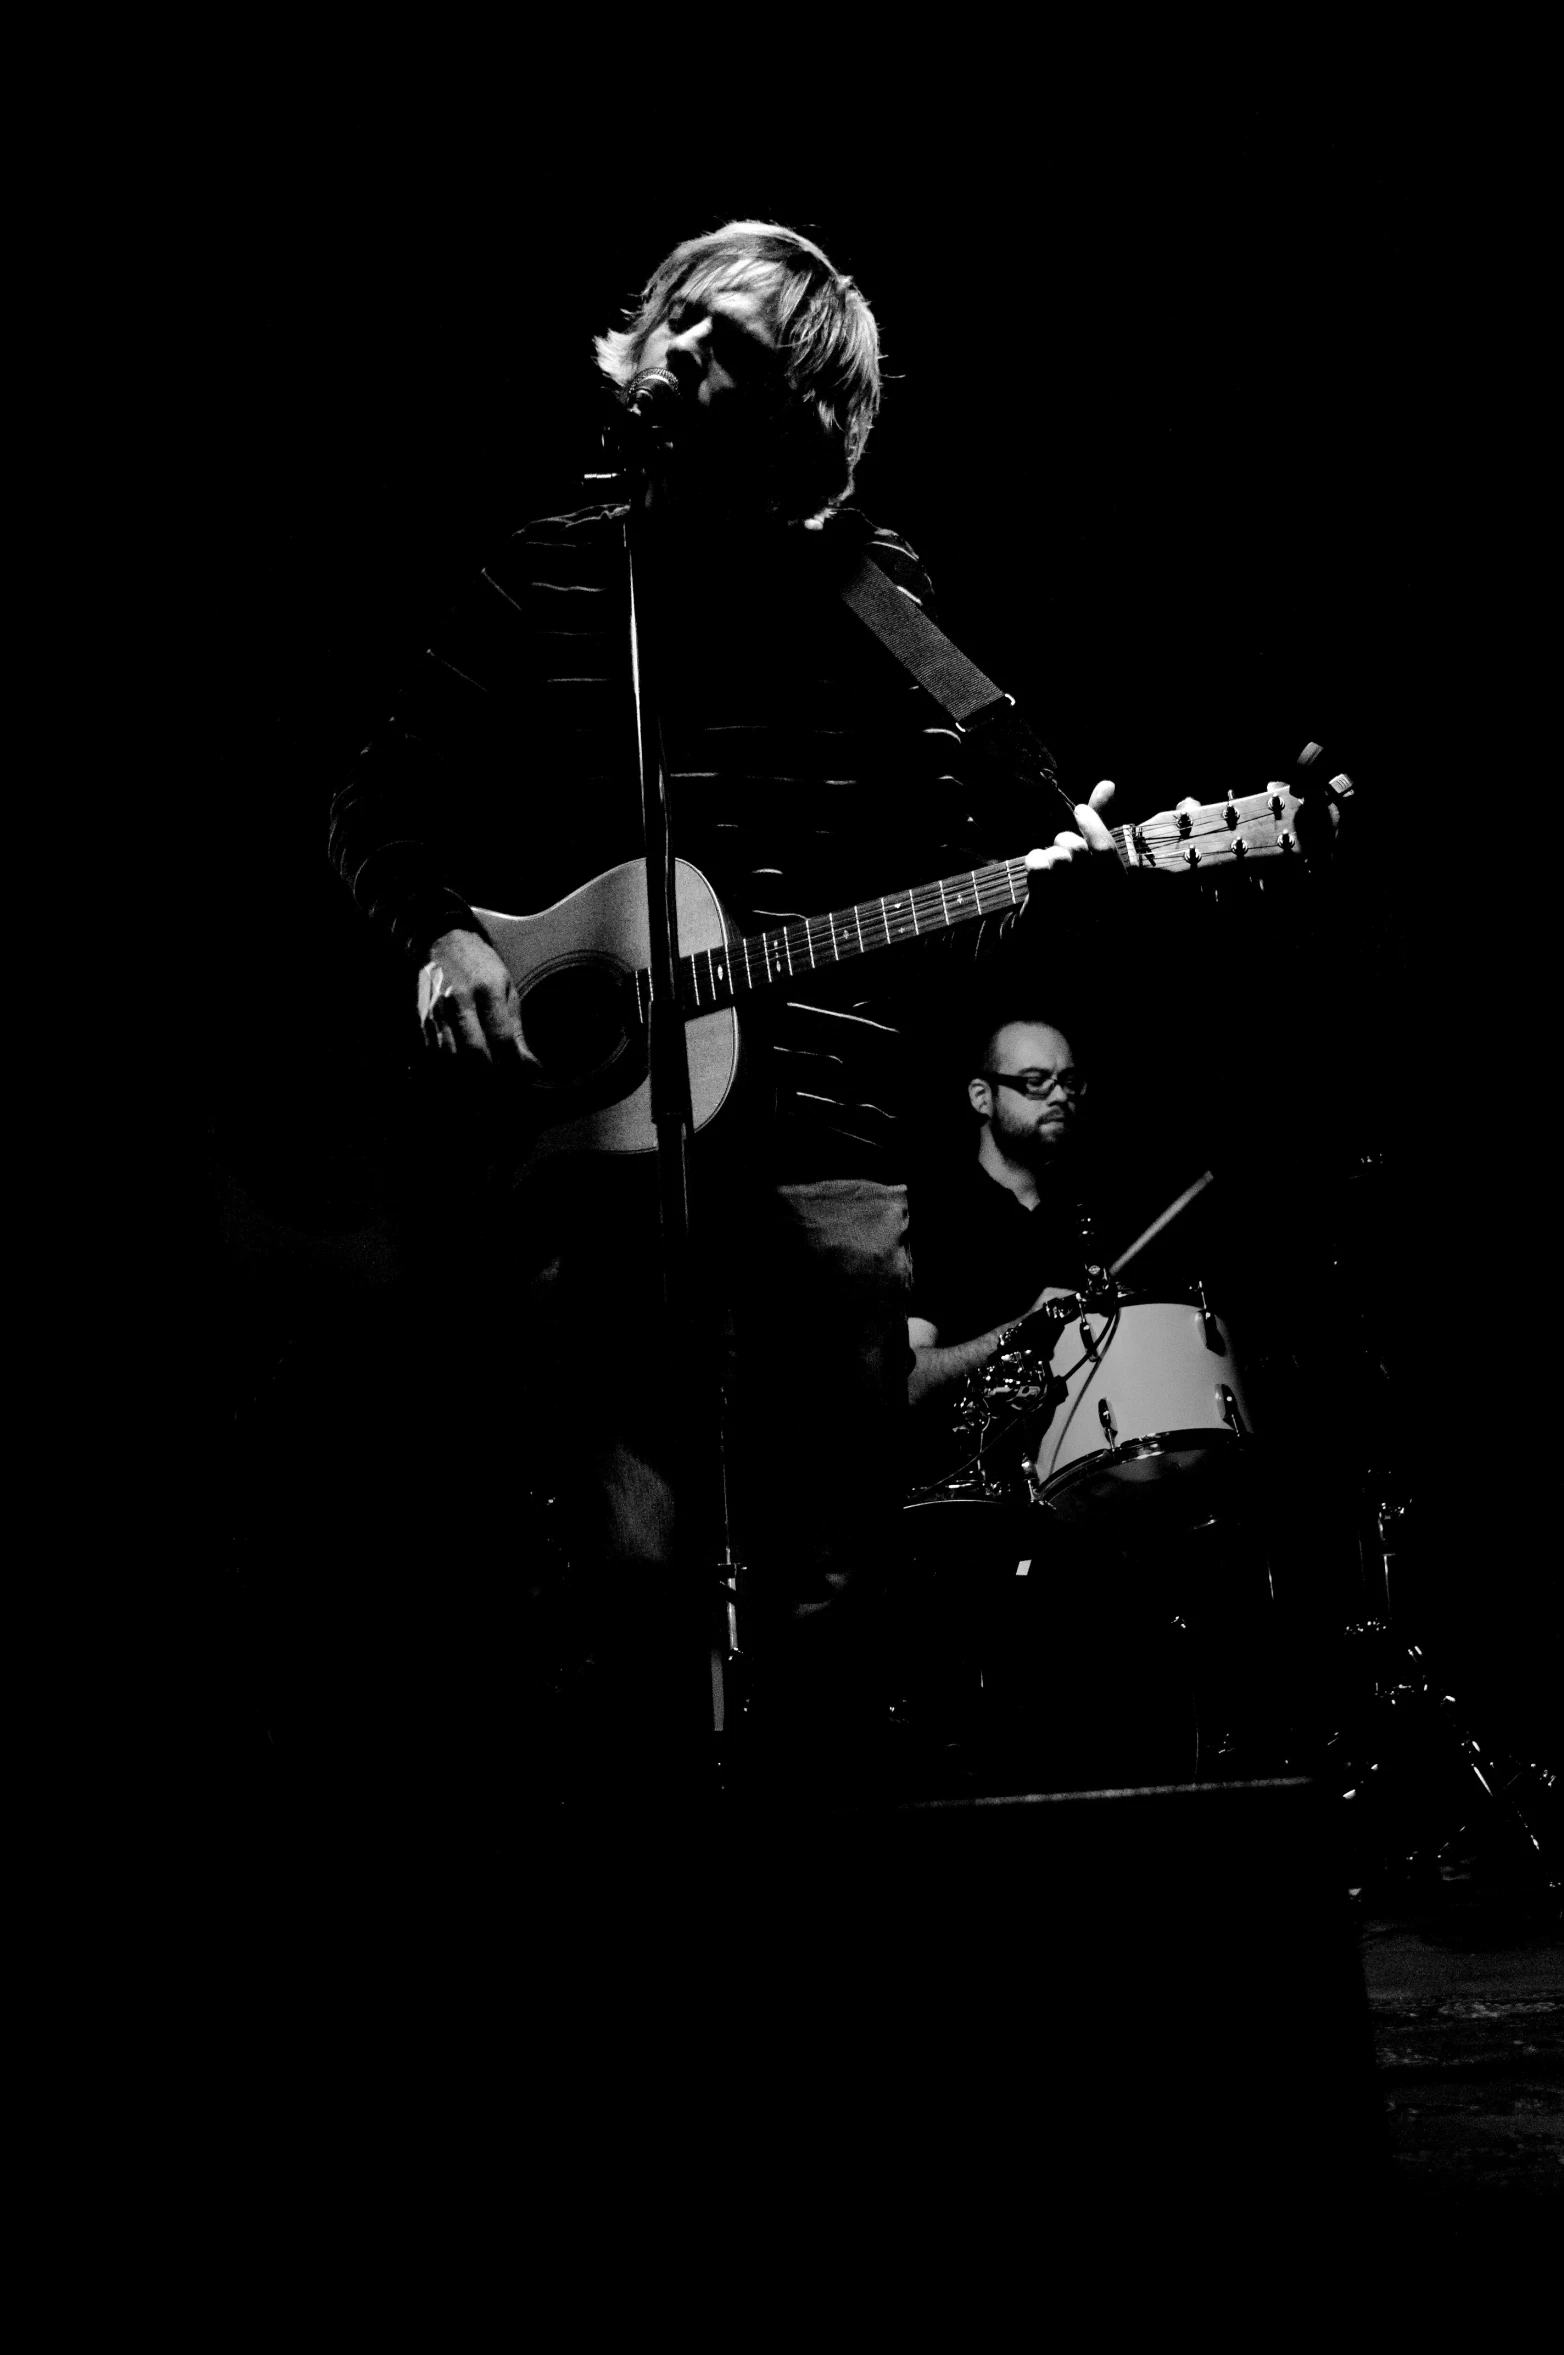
[329, 220, 1115, 1801]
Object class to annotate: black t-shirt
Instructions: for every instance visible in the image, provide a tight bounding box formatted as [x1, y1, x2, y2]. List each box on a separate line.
[908, 1158, 1086, 1346]
[906, 1156, 1091, 1497]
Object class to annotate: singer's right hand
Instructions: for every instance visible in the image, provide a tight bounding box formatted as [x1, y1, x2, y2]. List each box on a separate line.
[418, 929, 541, 1077]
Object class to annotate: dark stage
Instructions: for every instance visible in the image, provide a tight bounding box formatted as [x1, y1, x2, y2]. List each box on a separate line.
[157, 101, 1557, 2249]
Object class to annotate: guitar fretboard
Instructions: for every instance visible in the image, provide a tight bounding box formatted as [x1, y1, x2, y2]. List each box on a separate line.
[643, 843, 1131, 1021]
[629, 780, 1309, 1022]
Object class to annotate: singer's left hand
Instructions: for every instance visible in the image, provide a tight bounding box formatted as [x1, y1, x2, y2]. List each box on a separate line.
[1025, 779, 1118, 888]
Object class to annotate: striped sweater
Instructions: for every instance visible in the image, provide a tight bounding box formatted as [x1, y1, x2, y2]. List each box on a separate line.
[330, 503, 1044, 1180]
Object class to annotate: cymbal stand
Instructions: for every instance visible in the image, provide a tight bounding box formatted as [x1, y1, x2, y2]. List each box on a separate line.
[1325, 1450, 1558, 1908]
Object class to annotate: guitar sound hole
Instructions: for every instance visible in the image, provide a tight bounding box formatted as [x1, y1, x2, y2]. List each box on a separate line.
[522, 963, 635, 1086]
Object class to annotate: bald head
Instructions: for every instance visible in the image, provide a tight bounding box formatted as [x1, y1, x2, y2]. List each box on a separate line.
[969, 1020, 1083, 1199]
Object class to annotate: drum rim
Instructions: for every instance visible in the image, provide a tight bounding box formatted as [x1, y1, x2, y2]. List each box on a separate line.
[987, 1296, 1234, 1365]
[1083, 1290, 1230, 1312]
[1037, 1423, 1246, 1501]
[904, 1488, 1015, 1512]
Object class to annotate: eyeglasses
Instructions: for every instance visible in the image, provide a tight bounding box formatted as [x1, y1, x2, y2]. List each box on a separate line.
[982, 1069, 1085, 1103]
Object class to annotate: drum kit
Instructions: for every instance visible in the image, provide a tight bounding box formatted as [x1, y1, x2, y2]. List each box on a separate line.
[906, 1317, 1267, 1787]
[896, 1173, 1274, 1791]
[894, 1168, 1558, 1901]
[912, 1168, 1245, 1522]
[938, 1285, 1255, 1529]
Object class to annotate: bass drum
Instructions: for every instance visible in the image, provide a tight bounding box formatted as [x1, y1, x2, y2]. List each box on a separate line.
[1034, 1294, 1257, 1533]
[893, 1495, 1039, 1701]
[893, 1495, 1199, 1793]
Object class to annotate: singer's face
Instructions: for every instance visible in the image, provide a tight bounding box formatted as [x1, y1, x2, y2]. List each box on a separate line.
[639, 283, 782, 407]
[635, 281, 791, 517]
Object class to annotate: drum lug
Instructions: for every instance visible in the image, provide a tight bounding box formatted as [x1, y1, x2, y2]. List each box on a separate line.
[1218, 1384, 1246, 1437]
[1097, 1398, 1119, 1448]
[1197, 1279, 1223, 1354]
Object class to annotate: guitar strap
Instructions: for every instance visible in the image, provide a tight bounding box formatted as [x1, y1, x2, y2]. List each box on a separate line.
[836, 551, 1081, 829]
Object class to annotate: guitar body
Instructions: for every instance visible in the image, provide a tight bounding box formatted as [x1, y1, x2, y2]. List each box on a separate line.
[472, 859, 740, 1163]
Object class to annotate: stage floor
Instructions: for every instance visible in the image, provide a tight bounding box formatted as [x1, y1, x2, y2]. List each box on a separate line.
[1360, 1886, 1562, 2212]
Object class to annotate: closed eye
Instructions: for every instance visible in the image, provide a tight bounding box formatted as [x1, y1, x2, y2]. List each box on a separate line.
[709, 318, 782, 376]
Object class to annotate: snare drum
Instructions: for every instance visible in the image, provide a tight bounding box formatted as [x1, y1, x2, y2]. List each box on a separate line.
[1034, 1294, 1256, 1530]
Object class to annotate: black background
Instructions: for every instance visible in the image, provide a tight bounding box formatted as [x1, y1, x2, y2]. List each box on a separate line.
[171, 90, 1548, 1760]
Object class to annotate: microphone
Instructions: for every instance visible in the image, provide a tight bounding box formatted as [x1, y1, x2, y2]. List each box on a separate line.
[624, 366, 681, 436]
[587, 367, 681, 487]
[628, 365, 679, 413]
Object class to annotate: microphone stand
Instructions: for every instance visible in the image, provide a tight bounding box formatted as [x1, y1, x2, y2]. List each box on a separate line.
[597, 416, 743, 1796]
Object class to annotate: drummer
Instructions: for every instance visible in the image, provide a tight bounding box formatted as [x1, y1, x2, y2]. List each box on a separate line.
[906, 1010, 1092, 1442]
[896, 1005, 1148, 1789]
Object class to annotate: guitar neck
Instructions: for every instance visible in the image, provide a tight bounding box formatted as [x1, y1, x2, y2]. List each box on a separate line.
[656, 782, 1313, 1021]
[672, 853, 1047, 1017]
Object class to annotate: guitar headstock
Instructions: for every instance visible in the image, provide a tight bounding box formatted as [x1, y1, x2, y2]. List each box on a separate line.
[1122, 782, 1336, 875]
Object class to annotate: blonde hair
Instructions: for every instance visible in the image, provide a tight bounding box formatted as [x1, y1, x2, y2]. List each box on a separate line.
[594, 220, 883, 520]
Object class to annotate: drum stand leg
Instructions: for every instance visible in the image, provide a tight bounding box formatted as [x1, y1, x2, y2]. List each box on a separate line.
[1324, 1504, 1559, 1906]
[1139, 1510, 1289, 1786]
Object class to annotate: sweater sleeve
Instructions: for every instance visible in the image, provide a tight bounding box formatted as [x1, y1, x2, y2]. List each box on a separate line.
[327, 519, 586, 965]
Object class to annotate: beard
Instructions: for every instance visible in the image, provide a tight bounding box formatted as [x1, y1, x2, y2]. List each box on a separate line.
[996, 1108, 1075, 1171]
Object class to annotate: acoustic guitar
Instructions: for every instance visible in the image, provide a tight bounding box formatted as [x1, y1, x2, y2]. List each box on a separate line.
[444, 781, 1334, 1164]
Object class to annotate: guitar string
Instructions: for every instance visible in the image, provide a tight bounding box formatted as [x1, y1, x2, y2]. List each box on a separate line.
[655, 862, 1031, 1013]
[723, 807, 1295, 994]
[658, 809, 1300, 1012]
[742, 859, 1036, 981]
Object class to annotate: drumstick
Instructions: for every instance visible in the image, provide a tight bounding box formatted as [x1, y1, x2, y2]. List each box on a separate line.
[1108, 1170, 1216, 1281]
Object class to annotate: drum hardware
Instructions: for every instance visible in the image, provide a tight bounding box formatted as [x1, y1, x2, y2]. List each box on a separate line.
[1218, 1385, 1245, 1437]
[1372, 1497, 1407, 1619]
[1280, 1407, 1562, 1900]
[1292, 1152, 1558, 1899]
[1331, 1613, 1558, 1904]
[1097, 1399, 1118, 1446]
[711, 1576, 743, 1741]
[1197, 1279, 1223, 1354]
